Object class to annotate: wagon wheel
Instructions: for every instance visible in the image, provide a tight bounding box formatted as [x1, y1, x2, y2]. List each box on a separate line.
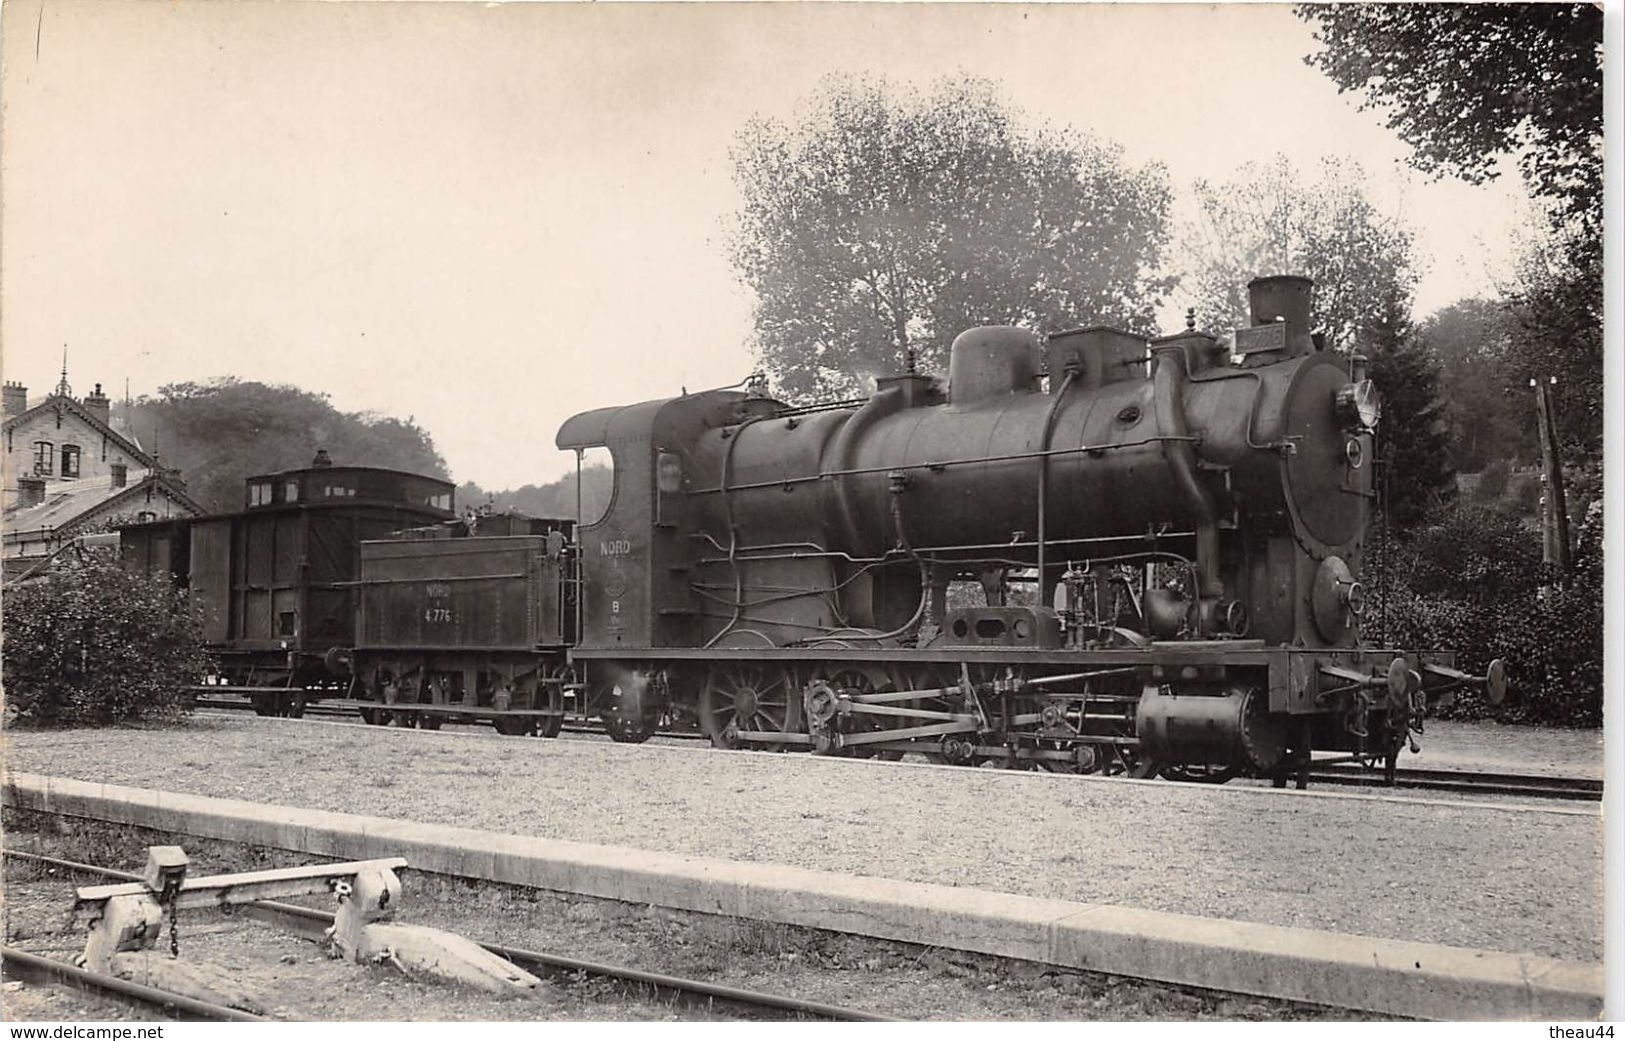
[700, 663, 801, 750]
[538, 664, 571, 739]
[492, 713, 532, 737]
[489, 682, 534, 737]
[417, 676, 445, 730]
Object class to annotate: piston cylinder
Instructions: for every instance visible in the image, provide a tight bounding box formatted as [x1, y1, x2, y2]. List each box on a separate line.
[1135, 684, 1287, 771]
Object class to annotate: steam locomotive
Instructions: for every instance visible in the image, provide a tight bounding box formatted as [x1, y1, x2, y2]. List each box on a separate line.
[121, 275, 1503, 783]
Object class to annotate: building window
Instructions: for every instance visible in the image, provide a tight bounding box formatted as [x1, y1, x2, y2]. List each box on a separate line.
[137, 510, 157, 522]
[32, 441, 53, 475]
[284, 480, 301, 502]
[60, 444, 81, 478]
[248, 483, 272, 506]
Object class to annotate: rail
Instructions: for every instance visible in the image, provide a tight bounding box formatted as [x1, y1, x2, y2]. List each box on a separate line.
[4, 849, 895, 1022]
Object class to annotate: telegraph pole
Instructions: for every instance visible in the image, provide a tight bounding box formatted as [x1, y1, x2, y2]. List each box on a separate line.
[1532, 376, 1571, 577]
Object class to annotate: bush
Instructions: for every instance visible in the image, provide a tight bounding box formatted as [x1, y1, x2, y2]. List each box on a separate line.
[1470, 458, 1510, 502]
[1373, 504, 1602, 727]
[3, 552, 210, 726]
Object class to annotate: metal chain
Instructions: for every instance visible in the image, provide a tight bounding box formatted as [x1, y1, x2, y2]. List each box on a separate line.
[162, 878, 182, 957]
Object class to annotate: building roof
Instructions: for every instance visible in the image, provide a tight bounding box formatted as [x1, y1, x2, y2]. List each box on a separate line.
[2, 392, 157, 469]
[3, 469, 202, 542]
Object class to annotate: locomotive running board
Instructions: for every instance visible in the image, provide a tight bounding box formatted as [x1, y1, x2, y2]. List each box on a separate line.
[569, 644, 1273, 666]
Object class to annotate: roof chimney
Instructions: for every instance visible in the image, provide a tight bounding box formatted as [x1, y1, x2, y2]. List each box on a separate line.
[17, 475, 46, 508]
[311, 448, 333, 468]
[2, 382, 26, 420]
[82, 382, 111, 427]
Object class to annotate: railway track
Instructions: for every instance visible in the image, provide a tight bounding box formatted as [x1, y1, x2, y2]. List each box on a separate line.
[1306, 765, 1602, 802]
[191, 698, 1600, 802]
[1, 849, 894, 1022]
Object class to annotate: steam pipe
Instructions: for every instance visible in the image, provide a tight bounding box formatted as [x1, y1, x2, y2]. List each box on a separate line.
[1036, 367, 1079, 601]
[1150, 344, 1222, 610]
[825, 384, 906, 555]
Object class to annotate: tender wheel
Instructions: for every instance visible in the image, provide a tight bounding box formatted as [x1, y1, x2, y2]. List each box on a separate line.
[419, 712, 443, 731]
[538, 665, 571, 739]
[700, 664, 801, 750]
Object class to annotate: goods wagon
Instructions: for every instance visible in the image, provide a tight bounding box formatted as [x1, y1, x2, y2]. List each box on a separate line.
[184, 455, 456, 715]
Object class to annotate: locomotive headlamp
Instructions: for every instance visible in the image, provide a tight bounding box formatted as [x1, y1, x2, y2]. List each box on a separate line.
[1334, 379, 1381, 432]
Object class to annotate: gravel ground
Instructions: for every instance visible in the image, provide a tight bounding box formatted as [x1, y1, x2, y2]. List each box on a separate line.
[1, 716, 1604, 963]
[1418, 720, 1605, 779]
[2, 816, 1362, 1022]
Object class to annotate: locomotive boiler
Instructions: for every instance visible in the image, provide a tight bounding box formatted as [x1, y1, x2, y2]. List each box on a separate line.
[559, 275, 1503, 779]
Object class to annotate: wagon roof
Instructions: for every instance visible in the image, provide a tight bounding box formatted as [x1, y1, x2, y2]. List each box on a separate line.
[244, 464, 453, 488]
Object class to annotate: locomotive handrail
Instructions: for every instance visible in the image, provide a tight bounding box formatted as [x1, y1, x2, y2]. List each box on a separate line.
[336, 572, 528, 586]
[688, 528, 1194, 565]
[683, 434, 1202, 497]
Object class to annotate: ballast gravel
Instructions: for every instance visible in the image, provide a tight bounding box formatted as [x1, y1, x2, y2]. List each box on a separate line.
[1, 716, 1603, 963]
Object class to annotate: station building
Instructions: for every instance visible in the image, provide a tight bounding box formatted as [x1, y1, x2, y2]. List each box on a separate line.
[2, 365, 201, 580]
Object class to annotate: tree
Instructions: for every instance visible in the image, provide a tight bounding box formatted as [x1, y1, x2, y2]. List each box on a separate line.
[1361, 284, 1456, 529]
[729, 75, 1172, 400]
[1500, 220, 1604, 460]
[4, 551, 211, 726]
[1179, 155, 1417, 353]
[1296, 4, 1604, 239]
[1415, 299, 1531, 473]
[458, 464, 615, 526]
[117, 379, 449, 512]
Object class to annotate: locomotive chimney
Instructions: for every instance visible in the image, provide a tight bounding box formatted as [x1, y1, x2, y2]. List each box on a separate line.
[1246, 275, 1314, 358]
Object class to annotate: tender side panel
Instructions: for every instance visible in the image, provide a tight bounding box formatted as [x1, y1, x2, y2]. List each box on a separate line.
[358, 536, 556, 652]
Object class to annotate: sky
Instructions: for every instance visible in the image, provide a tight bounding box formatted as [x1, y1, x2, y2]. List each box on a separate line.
[1, 1, 1542, 491]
